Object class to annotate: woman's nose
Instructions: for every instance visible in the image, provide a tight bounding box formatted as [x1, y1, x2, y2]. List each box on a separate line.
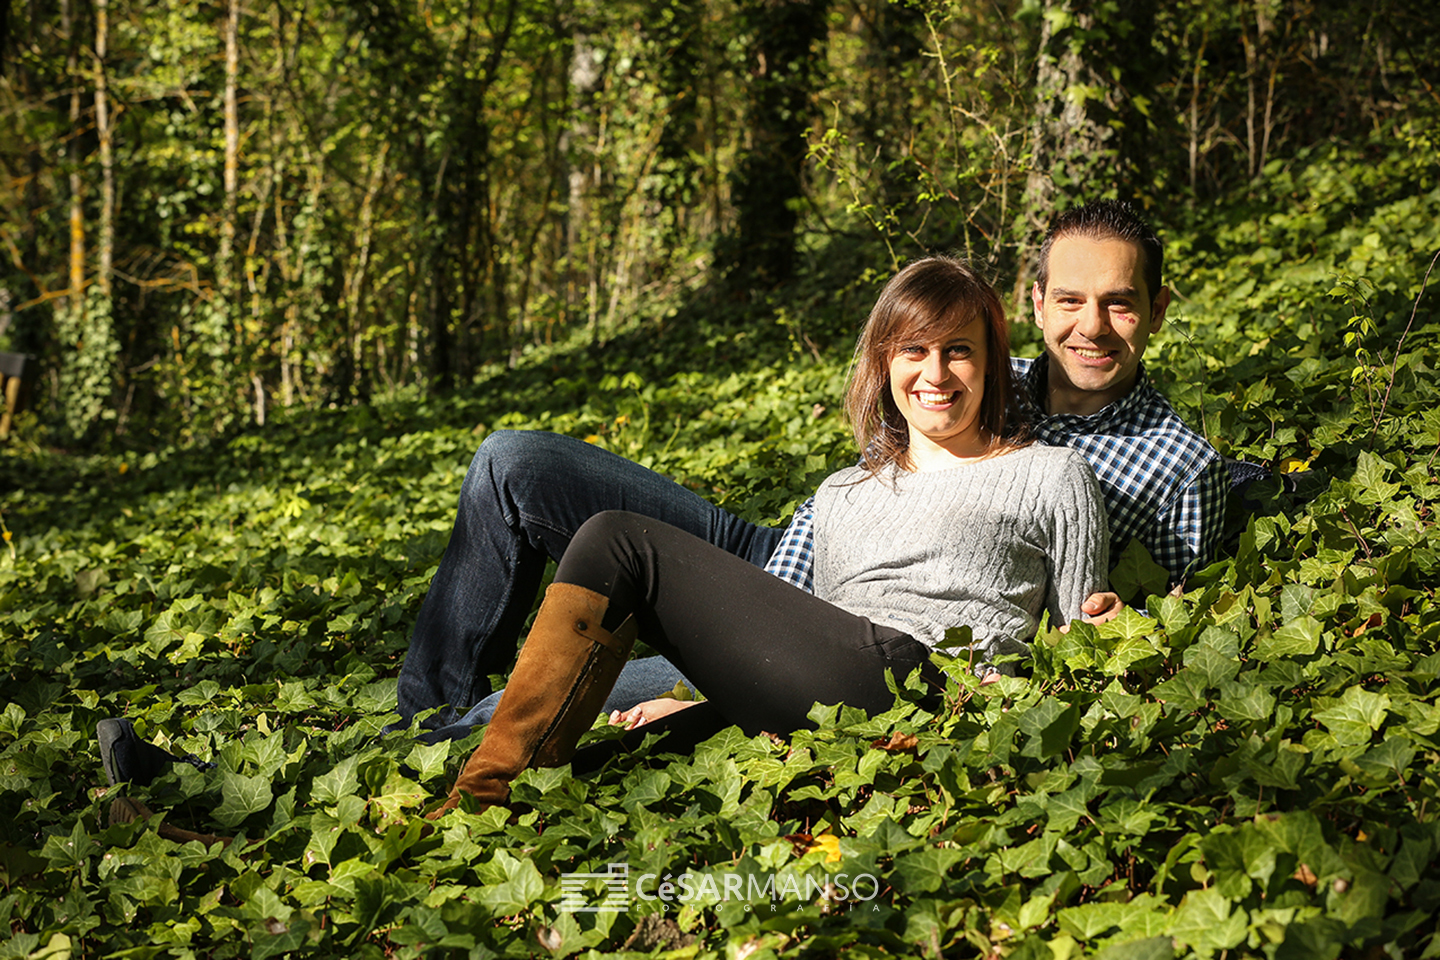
[923, 352, 947, 383]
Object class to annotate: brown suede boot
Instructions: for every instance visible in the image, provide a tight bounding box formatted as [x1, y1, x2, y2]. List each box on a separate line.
[430, 582, 638, 817]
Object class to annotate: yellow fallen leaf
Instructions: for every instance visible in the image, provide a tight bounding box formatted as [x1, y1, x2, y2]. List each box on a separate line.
[813, 834, 842, 863]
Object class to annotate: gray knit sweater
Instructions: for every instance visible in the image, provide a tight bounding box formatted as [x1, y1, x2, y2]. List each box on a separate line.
[812, 444, 1109, 668]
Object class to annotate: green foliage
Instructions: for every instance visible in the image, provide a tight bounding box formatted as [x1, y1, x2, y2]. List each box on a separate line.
[3, 98, 1440, 960]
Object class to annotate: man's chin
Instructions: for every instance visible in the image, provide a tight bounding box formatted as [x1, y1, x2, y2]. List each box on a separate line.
[1053, 364, 1140, 409]
[1060, 368, 1121, 393]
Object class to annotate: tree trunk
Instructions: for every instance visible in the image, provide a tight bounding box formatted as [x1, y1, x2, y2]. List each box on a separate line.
[64, 0, 85, 318]
[1023, 1, 1115, 224]
[0, 0, 9, 77]
[560, 15, 602, 337]
[1016, 0, 1156, 297]
[729, 0, 831, 291]
[219, 0, 239, 304]
[95, 0, 112, 299]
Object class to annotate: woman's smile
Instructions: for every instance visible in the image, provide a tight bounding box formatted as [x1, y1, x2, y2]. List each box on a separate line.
[914, 390, 959, 408]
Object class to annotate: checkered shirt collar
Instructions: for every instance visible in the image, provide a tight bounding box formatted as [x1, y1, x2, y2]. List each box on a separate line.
[1018, 353, 1160, 430]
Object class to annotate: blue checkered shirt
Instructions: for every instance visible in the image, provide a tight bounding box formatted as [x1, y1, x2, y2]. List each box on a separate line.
[762, 355, 1226, 591]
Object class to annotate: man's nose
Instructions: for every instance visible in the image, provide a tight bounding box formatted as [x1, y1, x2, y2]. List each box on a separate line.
[1076, 303, 1110, 340]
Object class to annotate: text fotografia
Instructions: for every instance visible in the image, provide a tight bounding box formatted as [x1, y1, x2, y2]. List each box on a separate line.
[559, 863, 881, 913]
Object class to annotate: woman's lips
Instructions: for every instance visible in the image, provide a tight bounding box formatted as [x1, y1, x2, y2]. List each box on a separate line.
[914, 391, 958, 407]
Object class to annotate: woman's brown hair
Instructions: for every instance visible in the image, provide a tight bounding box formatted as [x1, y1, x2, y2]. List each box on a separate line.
[844, 256, 1025, 474]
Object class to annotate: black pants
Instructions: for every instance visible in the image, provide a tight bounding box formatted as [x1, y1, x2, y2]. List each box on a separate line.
[556, 511, 942, 739]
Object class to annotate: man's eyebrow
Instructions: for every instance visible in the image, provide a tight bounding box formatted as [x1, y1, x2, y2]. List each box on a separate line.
[1048, 285, 1140, 299]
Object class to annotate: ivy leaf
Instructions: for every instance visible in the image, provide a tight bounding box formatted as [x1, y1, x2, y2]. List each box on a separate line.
[891, 847, 967, 894]
[371, 772, 428, 823]
[1279, 584, 1316, 621]
[1313, 687, 1390, 746]
[313, 754, 361, 805]
[1216, 680, 1276, 724]
[1109, 540, 1169, 604]
[404, 740, 451, 783]
[1057, 901, 1126, 939]
[215, 771, 273, 827]
[1103, 637, 1161, 675]
[1183, 642, 1240, 688]
[1151, 670, 1209, 712]
[1254, 616, 1323, 661]
[1246, 742, 1307, 790]
[478, 855, 545, 915]
[1095, 606, 1158, 642]
[40, 820, 97, 870]
[1351, 452, 1400, 505]
[1168, 886, 1246, 952]
[1045, 787, 1091, 834]
[1354, 735, 1416, 780]
[1093, 937, 1173, 960]
[1017, 699, 1081, 760]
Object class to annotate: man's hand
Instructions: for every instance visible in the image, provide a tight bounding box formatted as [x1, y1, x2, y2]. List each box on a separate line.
[1059, 591, 1123, 632]
[608, 698, 697, 730]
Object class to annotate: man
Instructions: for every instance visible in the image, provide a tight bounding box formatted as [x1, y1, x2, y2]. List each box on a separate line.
[98, 200, 1226, 783]
[1024, 200, 1225, 578]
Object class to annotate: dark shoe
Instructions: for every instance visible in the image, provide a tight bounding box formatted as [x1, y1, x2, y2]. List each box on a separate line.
[97, 718, 215, 787]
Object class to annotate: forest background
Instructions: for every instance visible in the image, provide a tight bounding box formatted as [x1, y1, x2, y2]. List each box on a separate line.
[3, 0, 1440, 957]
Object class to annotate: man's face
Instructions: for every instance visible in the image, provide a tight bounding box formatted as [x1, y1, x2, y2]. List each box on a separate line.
[1032, 235, 1169, 416]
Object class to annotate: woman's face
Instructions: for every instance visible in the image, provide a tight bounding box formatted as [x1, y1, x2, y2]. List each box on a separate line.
[887, 322, 989, 464]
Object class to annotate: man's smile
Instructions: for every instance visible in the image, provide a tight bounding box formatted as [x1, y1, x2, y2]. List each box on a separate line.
[1067, 345, 1117, 363]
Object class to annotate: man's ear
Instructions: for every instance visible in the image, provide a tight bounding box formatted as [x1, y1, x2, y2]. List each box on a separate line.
[1149, 286, 1171, 333]
[1031, 281, 1045, 326]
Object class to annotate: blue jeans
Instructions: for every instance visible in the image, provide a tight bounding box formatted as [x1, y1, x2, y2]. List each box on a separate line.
[396, 430, 782, 731]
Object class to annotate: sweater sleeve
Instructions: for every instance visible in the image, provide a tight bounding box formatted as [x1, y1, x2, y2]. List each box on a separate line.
[1046, 453, 1111, 628]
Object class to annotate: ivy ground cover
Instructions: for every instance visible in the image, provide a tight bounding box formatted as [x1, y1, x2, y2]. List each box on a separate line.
[3, 143, 1440, 957]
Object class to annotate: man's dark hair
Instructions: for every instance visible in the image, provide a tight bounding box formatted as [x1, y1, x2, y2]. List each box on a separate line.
[1035, 200, 1164, 304]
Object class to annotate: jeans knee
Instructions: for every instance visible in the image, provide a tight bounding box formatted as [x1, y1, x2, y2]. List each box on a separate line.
[474, 429, 530, 473]
[469, 430, 568, 498]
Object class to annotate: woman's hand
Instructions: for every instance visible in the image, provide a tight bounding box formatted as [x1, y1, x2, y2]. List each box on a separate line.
[1059, 591, 1123, 632]
[608, 698, 697, 730]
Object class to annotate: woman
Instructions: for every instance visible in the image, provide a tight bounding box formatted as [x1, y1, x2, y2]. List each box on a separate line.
[431, 256, 1108, 815]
